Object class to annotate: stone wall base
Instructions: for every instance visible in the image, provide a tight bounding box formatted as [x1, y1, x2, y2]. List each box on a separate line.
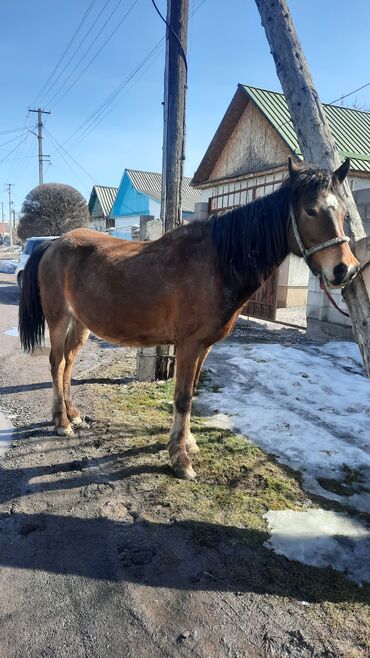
[306, 317, 353, 342]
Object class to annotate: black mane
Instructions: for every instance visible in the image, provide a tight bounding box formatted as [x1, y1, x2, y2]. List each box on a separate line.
[210, 165, 335, 290]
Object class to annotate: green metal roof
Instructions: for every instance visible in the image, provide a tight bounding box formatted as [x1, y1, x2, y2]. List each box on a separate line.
[241, 85, 370, 173]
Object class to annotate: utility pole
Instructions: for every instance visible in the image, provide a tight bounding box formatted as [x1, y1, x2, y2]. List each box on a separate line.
[255, 0, 370, 377]
[161, 0, 189, 231]
[5, 184, 14, 246]
[28, 107, 51, 186]
[1, 202, 4, 221]
[137, 0, 189, 381]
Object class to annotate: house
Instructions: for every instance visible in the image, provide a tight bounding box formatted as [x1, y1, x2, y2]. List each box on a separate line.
[0, 221, 11, 238]
[88, 185, 118, 231]
[109, 169, 202, 238]
[192, 84, 370, 334]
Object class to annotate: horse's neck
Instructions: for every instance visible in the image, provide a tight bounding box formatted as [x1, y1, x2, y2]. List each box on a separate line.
[236, 189, 292, 298]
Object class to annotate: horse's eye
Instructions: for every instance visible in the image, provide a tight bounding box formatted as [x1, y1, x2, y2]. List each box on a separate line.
[306, 208, 317, 217]
[345, 212, 351, 222]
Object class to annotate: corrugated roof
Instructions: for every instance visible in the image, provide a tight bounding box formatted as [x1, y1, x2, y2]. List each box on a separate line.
[126, 169, 202, 212]
[91, 185, 118, 217]
[241, 85, 370, 172]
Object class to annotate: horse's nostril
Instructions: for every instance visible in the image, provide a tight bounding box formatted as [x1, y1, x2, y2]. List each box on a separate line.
[333, 263, 348, 284]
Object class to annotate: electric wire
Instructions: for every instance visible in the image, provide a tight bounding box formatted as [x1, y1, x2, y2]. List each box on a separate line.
[49, 0, 140, 109]
[0, 131, 30, 150]
[30, 0, 205, 195]
[51, 0, 204, 158]
[65, 38, 164, 149]
[34, 0, 98, 105]
[44, 127, 97, 183]
[41, 0, 112, 106]
[0, 133, 30, 165]
[0, 127, 29, 136]
[9, 130, 35, 185]
[329, 82, 370, 106]
[4, 114, 34, 196]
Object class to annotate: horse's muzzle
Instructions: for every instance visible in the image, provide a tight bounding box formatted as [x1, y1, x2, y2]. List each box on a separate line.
[330, 262, 359, 287]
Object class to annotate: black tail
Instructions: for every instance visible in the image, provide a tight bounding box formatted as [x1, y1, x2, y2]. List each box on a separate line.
[19, 243, 50, 352]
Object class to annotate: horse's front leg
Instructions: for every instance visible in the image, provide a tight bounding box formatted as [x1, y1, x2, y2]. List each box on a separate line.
[168, 344, 200, 480]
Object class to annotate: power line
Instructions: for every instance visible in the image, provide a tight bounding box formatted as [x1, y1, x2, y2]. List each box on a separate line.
[328, 81, 370, 106]
[47, 0, 203, 173]
[41, 0, 112, 106]
[66, 38, 165, 149]
[10, 130, 37, 191]
[71, 0, 204, 145]
[0, 133, 30, 165]
[49, 0, 140, 109]
[50, 0, 204, 155]
[44, 127, 97, 183]
[0, 127, 28, 136]
[0, 131, 30, 149]
[34, 0, 98, 105]
[5, 114, 34, 186]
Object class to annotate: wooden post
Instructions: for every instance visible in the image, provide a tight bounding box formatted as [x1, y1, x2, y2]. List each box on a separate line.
[255, 0, 370, 376]
[137, 0, 189, 381]
[161, 0, 189, 231]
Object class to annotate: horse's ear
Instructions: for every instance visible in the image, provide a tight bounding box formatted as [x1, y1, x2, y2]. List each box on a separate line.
[333, 158, 350, 184]
[288, 156, 301, 177]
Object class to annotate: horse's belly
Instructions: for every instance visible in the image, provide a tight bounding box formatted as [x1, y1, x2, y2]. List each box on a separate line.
[72, 304, 175, 348]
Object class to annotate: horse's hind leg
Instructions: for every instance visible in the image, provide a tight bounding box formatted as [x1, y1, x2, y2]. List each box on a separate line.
[168, 343, 199, 480]
[63, 318, 90, 425]
[193, 346, 211, 395]
[49, 315, 73, 436]
[184, 347, 211, 457]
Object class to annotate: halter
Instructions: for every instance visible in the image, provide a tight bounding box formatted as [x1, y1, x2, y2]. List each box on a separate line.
[289, 204, 350, 267]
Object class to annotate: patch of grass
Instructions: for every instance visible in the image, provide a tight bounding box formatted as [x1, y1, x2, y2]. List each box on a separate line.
[90, 361, 370, 641]
[93, 364, 309, 533]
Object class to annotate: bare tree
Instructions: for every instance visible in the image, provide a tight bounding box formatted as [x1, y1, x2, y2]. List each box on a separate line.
[17, 183, 89, 241]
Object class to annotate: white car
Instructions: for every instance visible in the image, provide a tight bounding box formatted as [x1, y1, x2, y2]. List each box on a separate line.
[15, 236, 59, 287]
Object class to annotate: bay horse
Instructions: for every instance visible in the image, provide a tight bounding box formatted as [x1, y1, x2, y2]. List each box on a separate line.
[19, 158, 359, 479]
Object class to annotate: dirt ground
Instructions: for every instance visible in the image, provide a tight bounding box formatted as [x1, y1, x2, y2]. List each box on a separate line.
[0, 266, 369, 658]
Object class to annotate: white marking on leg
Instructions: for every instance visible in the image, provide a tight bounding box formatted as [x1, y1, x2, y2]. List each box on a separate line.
[170, 410, 186, 437]
[186, 432, 200, 454]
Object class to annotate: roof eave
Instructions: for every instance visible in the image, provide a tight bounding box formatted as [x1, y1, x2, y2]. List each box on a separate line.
[191, 87, 249, 187]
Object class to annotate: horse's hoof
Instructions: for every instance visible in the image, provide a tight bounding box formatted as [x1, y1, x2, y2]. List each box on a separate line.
[72, 416, 90, 429]
[55, 425, 74, 437]
[170, 452, 197, 480]
[172, 463, 197, 480]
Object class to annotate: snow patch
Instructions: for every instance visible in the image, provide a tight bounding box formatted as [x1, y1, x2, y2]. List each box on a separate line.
[264, 509, 370, 585]
[202, 413, 232, 430]
[0, 411, 13, 461]
[0, 259, 17, 274]
[197, 341, 370, 512]
[3, 326, 19, 337]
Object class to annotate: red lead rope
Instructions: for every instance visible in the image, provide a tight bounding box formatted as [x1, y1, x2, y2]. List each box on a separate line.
[319, 277, 350, 318]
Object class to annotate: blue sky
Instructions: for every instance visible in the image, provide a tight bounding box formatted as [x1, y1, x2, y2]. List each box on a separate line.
[1, 0, 370, 212]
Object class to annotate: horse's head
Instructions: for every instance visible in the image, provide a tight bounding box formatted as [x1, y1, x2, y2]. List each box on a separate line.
[288, 157, 359, 287]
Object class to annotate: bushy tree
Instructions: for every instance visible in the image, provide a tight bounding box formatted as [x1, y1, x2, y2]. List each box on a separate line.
[17, 183, 89, 240]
